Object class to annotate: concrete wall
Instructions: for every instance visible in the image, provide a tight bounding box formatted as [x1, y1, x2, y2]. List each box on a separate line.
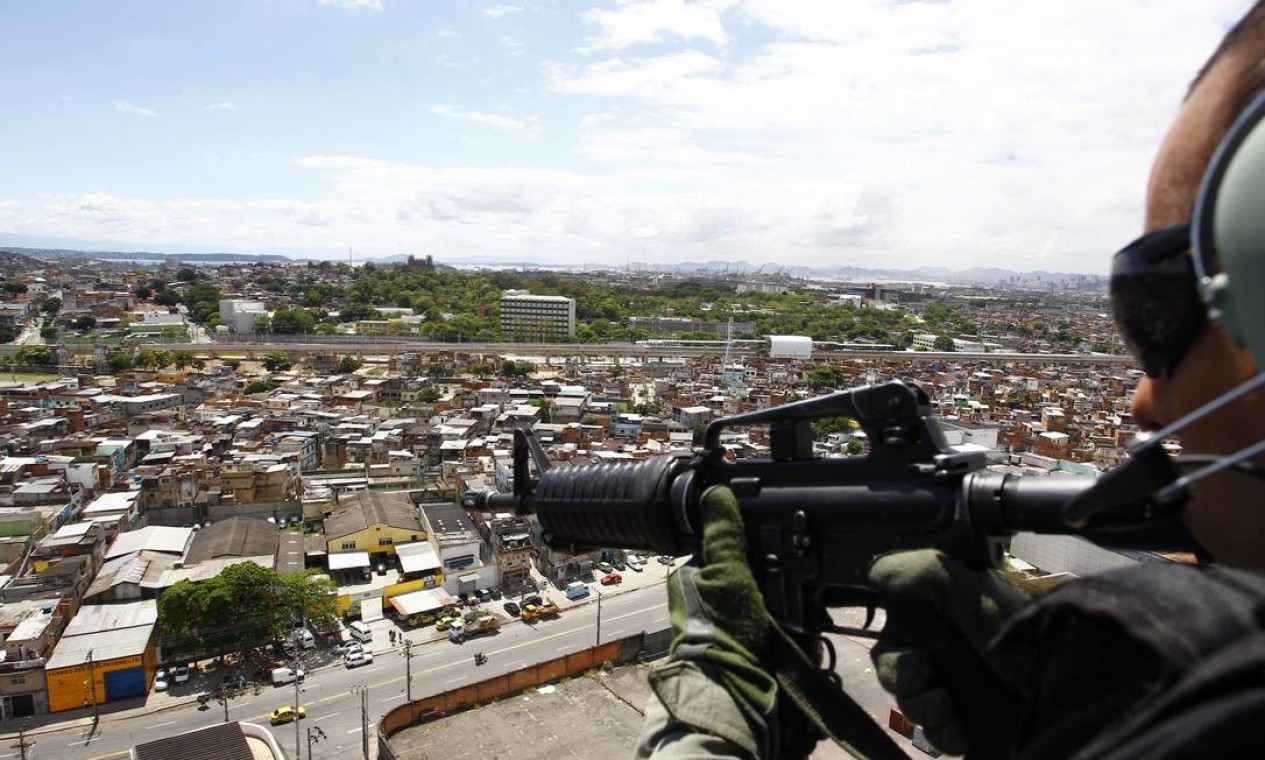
[379, 629, 669, 758]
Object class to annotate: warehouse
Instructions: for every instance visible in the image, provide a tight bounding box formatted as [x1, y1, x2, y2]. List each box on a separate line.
[45, 599, 159, 713]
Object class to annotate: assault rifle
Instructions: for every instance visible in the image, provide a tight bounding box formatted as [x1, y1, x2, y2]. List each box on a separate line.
[462, 381, 1193, 755]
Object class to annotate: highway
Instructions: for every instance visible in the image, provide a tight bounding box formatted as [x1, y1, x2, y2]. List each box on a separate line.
[20, 585, 671, 760]
[0, 336, 1138, 367]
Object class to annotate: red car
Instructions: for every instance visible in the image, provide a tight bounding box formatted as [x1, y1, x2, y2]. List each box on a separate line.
[600, 573, 622, 586]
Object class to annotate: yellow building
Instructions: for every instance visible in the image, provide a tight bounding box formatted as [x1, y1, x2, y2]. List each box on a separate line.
[325, 491, 425, 560]
[45, 600, 159, 713]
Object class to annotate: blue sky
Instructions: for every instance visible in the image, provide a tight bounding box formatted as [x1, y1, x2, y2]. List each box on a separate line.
[0, 0, 1253, 272]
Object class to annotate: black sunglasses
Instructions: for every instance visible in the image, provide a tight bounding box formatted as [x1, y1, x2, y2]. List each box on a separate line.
[1110, 223, 1207, 378]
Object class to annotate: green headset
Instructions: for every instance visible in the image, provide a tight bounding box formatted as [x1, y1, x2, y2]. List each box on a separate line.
[1193, 90, 1265, 371]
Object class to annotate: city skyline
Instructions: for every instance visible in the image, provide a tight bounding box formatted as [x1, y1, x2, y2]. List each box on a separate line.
[0, 0, 1251, 273]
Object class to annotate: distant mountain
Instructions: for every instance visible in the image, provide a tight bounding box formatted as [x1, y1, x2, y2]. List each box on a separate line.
[8, 247, 294, 264]
[0, 250, 46, 271]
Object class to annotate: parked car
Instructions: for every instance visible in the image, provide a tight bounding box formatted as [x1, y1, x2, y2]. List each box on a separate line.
[490, 588, 503, 600]
[613, 560, 627, 571]
[600, 573, 622, 586]
[269, 705, 307, 726]
[595, 561, 614, 573]
[627, 555, 646, 572]
[503, 601, 521, 617]
[221, 674, 248, 693]
[475, 588, 492, 604]
[334, 640, 363, 657]
[173, 664, 191, 685]
[657, 555, 675, 566]
[435, 616, 458, 632]
[524, 595, 543, 607]
[153, 669, 169, 692]
[344, 651, 374, 668]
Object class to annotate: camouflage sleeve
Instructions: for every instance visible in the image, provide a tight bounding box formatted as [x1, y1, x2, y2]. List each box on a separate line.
[635, 661, 766, 760]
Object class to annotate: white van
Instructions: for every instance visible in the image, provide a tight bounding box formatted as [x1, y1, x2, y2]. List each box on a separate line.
[566, 581, 590, 600]
[348, 620, 373, 643]
[271, 667, 305, 686]
[294, 628, 315, 649]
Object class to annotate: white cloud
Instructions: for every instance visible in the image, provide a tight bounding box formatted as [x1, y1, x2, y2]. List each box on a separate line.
[500, 35, 525, 55]
[579, 112, 616, 128]
[115, 102, 158, 118]
[206, 101, 240, 112]
[317, 0, 382, 10]
[581, 0, 736, 52]
[545, 0, 1252, 272]
[437, 28, 461, 38]
[484, 4, 523, 19]
[430, 104, 525, 130]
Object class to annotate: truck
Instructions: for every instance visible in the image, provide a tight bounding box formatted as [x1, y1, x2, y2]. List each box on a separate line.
[520, 601, 561, 623]
[448, 615, 501, 643]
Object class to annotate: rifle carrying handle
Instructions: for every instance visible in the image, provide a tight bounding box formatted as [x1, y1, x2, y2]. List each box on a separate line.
[881, 597, 1023, 760]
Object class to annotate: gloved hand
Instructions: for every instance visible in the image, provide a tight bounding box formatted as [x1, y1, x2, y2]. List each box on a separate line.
[656, 485, 778, 756]
[868, 549, 1029, 756]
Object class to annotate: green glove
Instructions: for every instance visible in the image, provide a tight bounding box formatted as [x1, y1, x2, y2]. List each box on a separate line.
[660, 485, 778, 753]
[868, 549, 1029, 756]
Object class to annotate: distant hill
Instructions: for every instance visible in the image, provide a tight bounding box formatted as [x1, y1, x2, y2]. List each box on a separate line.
[7, 247, 294, 264]
[0, 249, 53, 271]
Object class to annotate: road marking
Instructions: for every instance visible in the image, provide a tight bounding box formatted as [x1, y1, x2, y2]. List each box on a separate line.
[229, 702, 251, 710]
[322, 711, 342, 719]
[348, 727, 363, 734]
[146, 720, 178, 730]
[445, 675, 467, 684]
[380, 694, 406, 702]
[506, 660, 525, 669]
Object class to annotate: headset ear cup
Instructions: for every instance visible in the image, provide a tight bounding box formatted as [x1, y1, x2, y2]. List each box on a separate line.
[1193, 92, 1265, 371]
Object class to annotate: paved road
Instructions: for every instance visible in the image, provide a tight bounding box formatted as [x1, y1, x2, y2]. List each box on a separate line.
[12, 584, 672, 760]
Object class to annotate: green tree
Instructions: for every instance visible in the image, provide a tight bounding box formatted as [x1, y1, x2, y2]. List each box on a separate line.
[270, 308, 317, 335]
[245, 379, 278, 394]
[172, 350, 196, 370]
[846, 437, 866, 456]
[39, 324, 58, 340]
[107, 353, 134, 372]
[41, 297, 62, 315]
[263, 353, 292, 373]
[15, 345, 53, 366]
[1, 281, 27, 295]
[418, 386, 440, 403]
[223, 358, 242, 371]
[153, 289, 180, 307]
[337, 355, 361, 374]
[134, 286, 153, 301]
[72, 315, 97, 331]
[810, 365, 846, 390]
[176, 266, 199, 282]
[933, 335, 956, 352]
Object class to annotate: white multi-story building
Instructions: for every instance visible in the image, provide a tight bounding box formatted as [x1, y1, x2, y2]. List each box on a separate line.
[499, 290, 575, 342]
[218, 299, 268, 334]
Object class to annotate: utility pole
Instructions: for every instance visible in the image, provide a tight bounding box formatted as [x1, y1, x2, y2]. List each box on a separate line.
[12, 725, 33, 760]
[294, 670, 303, 760]
[306, 725, 327, 760]
[402, 638, 414, 703]
[352, 683, 370, 760]
[595, 589, 602, 647]
[84, 649, 99, 724]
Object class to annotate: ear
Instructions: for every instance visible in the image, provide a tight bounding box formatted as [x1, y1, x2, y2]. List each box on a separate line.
[1194, 91, 1265, 371]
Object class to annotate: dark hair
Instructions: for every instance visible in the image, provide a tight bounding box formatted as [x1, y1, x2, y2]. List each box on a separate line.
[1191, 1, 1265, 119]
